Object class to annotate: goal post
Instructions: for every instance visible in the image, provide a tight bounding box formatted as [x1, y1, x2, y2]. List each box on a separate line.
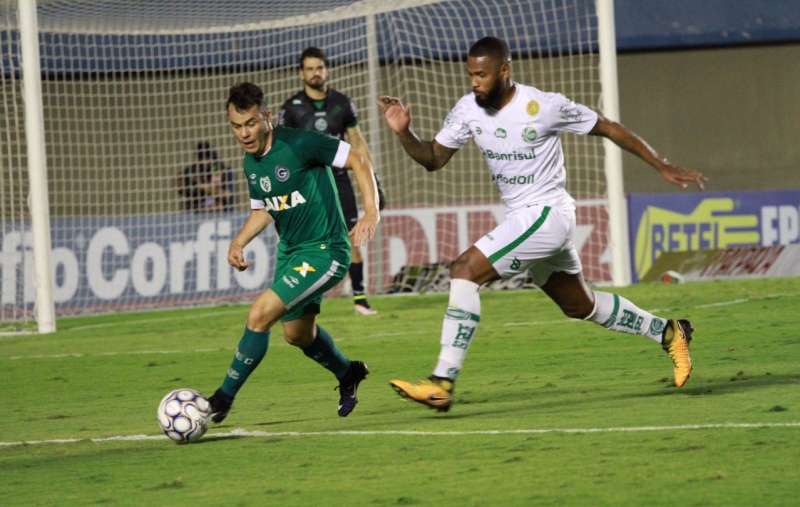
[1, 0, 627, 331]
[596, 0, 631, 287]
[5, 0, 56, 333]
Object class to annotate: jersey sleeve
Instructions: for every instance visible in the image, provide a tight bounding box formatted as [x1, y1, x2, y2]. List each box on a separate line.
[297, 129, 351, 168]
[543, 93, 598, 135]
[434, 98, 472, 148]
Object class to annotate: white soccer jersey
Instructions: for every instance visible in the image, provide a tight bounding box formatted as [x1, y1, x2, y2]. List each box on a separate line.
[435, 82, 598, 214]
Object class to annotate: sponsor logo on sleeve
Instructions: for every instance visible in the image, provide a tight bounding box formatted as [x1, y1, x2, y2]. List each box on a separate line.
[559, 104, 583, 121]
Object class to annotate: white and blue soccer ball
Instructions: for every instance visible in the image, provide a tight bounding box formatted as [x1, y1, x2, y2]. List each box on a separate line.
[157, 388, 212, 444]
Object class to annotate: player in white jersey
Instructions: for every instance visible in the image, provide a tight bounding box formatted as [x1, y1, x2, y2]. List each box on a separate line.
[378, 36, 707, 413]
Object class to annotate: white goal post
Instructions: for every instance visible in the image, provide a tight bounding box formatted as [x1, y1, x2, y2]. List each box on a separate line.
[1, 0, 627, 333]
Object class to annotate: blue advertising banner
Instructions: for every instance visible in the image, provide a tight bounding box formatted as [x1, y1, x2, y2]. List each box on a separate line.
[628, 190, 800, 283]
[1, 213, 278, 314]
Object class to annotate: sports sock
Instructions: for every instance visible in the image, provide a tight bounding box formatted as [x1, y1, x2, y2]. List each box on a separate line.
[220, 327, 270, 398]
[302, 325, 350, 379]
[585, 291, 666, 342]
[349, 262, 365, 297]
[433, 279, 481, 381]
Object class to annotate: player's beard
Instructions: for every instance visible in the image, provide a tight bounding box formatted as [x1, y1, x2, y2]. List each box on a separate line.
[306, 78, 326, 92]
[474, 79, 505, 110]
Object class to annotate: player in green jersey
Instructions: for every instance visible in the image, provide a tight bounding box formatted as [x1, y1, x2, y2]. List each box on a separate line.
[280, 46, 385, 315]
[207, 82, 380, 421]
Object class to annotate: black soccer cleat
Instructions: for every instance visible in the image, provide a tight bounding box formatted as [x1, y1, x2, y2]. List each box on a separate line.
[207, 388, 234, 424]
[335, 361, 369, 417]
[354, 296, 378, 315]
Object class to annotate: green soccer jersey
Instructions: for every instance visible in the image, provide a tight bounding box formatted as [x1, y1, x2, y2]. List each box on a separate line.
[244, 125, 350, 255]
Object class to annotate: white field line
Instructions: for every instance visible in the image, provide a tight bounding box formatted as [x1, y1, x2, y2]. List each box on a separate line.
[2, 423, 799, 447]
[4, 334, 432, 359]
[4, 291, 799, 360]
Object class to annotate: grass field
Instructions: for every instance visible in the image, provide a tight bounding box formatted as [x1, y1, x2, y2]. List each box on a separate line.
[2, 277, 799, 506]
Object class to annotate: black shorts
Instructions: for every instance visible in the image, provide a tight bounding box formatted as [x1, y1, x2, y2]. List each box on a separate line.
[334, 170, 358, 231]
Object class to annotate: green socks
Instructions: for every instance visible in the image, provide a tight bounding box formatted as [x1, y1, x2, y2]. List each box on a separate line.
[302, 325, 350, 379]
[220, 327, 270, 398]
[219, 325, 348, 398]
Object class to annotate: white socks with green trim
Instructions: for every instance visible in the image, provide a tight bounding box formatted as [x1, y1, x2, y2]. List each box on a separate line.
[586, 291, 666, 343]
[433, 279, 481, 380]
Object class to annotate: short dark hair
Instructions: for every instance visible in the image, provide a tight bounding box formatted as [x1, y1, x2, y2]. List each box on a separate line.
[226, 82, 267, 113]
[299, 47, 328, 68]
[468, 37, 511, 64]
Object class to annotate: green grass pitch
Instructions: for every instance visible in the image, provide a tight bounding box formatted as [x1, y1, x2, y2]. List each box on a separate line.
[2, 277, 799, 506]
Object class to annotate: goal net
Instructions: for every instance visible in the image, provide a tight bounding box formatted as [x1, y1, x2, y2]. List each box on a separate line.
[0, 0, 612, 330]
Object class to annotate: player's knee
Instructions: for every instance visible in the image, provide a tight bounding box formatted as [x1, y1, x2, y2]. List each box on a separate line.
[450, 255, 477, 280]
[282, 331, 303, 347]
[246, 305, 272, 333]
[283, 329, 313, 347]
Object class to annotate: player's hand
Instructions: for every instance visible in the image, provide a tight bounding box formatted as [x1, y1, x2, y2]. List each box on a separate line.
[660, 163, 708, 190]
[377, 96, 411, 134]
[227, 243, 251, 271]
[349, 213, 379, 248]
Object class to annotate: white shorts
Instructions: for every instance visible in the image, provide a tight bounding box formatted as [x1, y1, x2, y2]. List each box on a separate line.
[474, 204, 582, 287]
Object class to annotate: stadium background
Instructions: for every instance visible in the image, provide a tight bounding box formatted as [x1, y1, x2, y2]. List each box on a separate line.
[1, 0, 798, 320]
[3, 0, 797, 211]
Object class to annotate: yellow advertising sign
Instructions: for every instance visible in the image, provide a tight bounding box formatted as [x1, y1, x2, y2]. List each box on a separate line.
[634, 198, 759, 280]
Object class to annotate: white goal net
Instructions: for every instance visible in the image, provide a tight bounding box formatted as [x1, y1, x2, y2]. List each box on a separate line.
[0, 0, 613, 330]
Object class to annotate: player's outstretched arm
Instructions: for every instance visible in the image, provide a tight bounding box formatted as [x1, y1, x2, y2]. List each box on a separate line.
[347, 126, 386, 210]
[228, 208, 272, 271]
[344, 150, 380, 248]
[589, 114, 708, 190]
[377, 95, 458, 172]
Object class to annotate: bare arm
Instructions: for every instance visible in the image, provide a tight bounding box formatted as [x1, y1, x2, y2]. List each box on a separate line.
[377, 95, 458, 172]
[345, 126, 374, 166]
[589, 114, 707, 190]
[342, 149, 379, 247]
[347, 125, 387, 210]
[228, 208, 273, 271]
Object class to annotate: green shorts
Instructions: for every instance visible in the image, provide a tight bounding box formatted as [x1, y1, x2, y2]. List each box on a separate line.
[271, 247, 350, 322]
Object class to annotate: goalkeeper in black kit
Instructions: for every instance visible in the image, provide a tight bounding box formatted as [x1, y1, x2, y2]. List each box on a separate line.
[280, 46, 386, 315]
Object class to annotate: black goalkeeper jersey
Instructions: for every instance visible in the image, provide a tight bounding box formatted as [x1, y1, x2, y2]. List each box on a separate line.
[279, 88, 358, 184]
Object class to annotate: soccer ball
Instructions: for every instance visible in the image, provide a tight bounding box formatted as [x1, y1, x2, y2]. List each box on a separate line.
[157, 388, 212, 444]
